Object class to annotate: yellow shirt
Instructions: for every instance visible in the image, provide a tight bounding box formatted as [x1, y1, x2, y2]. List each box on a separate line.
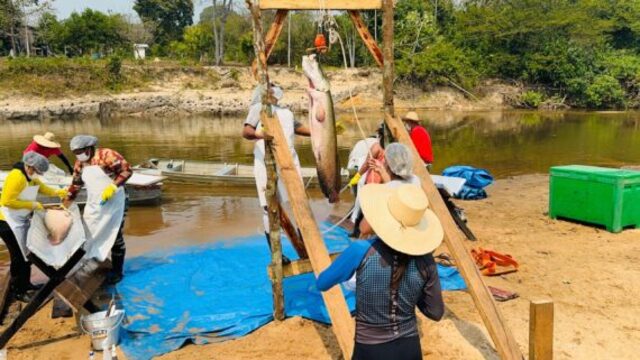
[0, 168, 58, 221]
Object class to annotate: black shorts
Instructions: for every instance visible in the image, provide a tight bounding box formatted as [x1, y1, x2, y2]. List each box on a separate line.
[353, 336, 422, 360]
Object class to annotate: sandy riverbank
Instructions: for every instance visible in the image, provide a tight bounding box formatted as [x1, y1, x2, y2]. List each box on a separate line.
[7, 174, 640, 359]
[0, 66, 516, 121]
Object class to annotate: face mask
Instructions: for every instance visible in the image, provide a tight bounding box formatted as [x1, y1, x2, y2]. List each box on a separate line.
[76, 152, 90, 162]
[404, 123, 412, 132]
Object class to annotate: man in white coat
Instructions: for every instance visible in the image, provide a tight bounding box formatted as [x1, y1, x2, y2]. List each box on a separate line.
[242, 84, 310, 264]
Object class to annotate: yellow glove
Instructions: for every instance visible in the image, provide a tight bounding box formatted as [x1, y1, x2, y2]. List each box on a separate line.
[101, 184, 118, 204]
[32, 202, 44, 211]
[56, 188, 69, 200]
[348, 172, 362, 188]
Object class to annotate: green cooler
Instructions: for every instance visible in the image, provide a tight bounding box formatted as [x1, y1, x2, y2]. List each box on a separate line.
[549, 165, 640, 233]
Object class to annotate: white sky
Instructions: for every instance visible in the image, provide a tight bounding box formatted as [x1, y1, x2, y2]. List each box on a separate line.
[53, 0, 208, 22]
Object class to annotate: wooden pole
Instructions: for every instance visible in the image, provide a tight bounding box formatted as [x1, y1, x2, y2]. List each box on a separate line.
[251, 9, 288, 78]
[530, 299, 554, 360]
[347, 10, 383, 68]
[381, 0, 395, 117]
[247, 4, 355, 352]
[266, 141, 285, 321]
[385, 114, 524, 360]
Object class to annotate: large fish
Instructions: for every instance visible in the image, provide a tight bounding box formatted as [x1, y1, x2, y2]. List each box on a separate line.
[302, 54, 341, 203]
[44, 208, 73, 245]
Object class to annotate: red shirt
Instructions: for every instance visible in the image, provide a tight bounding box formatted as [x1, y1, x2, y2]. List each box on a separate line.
[23, 141, 62, 158]
[410, 126, 433, 164]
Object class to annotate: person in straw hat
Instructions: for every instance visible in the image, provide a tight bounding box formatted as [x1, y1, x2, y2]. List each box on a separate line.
[23, 132, 74, 174]
[401, 111, 433, 166]
[317, 183, 444, 360]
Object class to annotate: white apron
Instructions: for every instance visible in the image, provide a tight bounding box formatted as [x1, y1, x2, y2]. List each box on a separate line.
[0, 185, 39, 261]
[81, 166, 125, 261]
[253, 107, 302, 208]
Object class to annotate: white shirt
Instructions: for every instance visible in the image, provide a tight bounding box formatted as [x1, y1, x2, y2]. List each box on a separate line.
[244, 103, 300, 163]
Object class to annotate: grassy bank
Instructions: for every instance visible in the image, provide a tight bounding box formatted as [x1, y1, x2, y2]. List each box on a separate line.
[0, 57, 222, 98]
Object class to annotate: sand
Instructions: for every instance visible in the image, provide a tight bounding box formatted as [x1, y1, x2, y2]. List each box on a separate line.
[7, 174, 640, 359]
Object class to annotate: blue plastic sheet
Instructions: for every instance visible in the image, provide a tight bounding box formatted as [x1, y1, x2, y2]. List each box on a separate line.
[117, 222, 466, 360]
[442, 165, 494, 200]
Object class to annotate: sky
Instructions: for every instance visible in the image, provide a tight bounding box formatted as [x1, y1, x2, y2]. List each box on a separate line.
[53, 0, 208, 22]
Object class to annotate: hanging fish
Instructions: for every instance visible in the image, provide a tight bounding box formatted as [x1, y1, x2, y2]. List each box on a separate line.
[44, 208, 73, 245]
[302, 54, 341, 203]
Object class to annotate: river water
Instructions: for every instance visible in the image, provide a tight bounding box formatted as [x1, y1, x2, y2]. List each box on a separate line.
[1, 110, 639, 255]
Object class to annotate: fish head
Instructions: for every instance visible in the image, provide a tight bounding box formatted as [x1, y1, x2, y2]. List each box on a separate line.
[302, 54, 330, 92]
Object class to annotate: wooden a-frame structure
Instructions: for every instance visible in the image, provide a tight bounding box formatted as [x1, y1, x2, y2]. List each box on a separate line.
[245, 1, 525, 359]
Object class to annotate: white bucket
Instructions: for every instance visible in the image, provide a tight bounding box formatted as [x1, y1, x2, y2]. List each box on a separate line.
[80, 309, 125, 351]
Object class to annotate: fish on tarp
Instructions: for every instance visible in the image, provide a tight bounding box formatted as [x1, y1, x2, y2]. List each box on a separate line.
[44, 208, 73, 245]
[302, 54, 341, 203]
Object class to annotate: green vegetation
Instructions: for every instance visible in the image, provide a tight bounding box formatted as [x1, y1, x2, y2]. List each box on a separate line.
[1, 0, 639, 108]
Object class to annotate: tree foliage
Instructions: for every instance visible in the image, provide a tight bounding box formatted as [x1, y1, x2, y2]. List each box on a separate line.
[133, 0, 193, 47]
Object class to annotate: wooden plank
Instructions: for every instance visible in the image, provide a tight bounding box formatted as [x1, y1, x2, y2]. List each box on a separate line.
[251, 9, 288, 78]
[265, 139, 285, 321]
[54, 259, 110, 312]
[259, 0, 382, 10]
[384, 114, 524, 360]
[279, 204, 308, 259]
[261, 111, 355, 358]
[347, 11, 383, 68]
[247, 2, 354, 357]
[268, 253, 340, 279]
[530, 299, 554, 360]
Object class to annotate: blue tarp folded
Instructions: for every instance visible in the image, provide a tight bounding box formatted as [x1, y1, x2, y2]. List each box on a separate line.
[442, 165, 494, 200]
[117, 222, 466, 360]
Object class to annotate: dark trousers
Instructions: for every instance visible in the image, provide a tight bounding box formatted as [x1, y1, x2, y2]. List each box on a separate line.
[353, 336, 422, 360]
[110, 192, 128, 276]
[0, 220, 31, 293]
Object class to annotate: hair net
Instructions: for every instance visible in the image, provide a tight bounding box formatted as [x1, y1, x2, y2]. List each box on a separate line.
[22, 151, 50, 174]
[250, 84, 284, 105]
[70, 135, 98, 151]
[385, 143, 413, 179]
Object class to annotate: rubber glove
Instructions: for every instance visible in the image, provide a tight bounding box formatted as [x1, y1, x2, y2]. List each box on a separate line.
[32, 202, 44, 211]
[56, 188, 69, 199]
[348, 172, 362, 188]
[101, 184, 118, 204]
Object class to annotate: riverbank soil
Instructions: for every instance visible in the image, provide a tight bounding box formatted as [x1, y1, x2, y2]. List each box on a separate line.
[7, 174, 640, 359]
[0, 64, 516, 121]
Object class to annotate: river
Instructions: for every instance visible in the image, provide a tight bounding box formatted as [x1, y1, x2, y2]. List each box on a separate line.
[1, 110, 639, 255]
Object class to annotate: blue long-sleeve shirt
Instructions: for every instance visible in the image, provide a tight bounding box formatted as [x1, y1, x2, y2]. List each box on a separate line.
[317, 239, 375, 291]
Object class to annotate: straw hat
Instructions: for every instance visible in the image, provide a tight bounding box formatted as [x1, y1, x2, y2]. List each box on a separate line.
[33, 132, 61, 149]
[402, 111, 420, 122]
[360, 183, 443, 255]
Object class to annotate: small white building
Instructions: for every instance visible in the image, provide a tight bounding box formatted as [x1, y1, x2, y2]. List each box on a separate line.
[133, 44, 149, 60]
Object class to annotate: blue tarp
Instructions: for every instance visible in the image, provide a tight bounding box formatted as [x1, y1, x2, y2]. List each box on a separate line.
[117, 222, 466, 360]
[442, 165, 494, 200]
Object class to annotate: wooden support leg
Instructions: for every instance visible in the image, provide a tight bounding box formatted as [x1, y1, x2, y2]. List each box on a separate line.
[530, 299, 554, 360]
[266, 140, 285, 321]
[0, 249, 85, 348]
[347, 10, 383, 68]
[278, 203, 308, 259]
[251, 9, 289, 78]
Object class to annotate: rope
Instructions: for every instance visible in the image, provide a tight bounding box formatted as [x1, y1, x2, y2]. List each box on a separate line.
[321, 206, 355, 234]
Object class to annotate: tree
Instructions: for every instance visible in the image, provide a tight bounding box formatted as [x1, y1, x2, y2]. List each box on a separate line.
[200, 1, 235, 65]
[56, 9, 127, 55]
[134, 0, 193, 48]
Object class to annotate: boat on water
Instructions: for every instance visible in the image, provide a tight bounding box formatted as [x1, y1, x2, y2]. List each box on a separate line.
[135, 158, 351, 187]
[0, 166, 166, 206]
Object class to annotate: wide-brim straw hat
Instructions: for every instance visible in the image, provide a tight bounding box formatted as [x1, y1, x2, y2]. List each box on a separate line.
[360, 183, 443, 256]
[402, 111, 421, 122]
[33, 132, 61, 149]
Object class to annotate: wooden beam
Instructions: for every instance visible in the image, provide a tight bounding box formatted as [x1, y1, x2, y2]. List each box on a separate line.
[348, 11, 383, 68]
[0, 266, 10, 321]
[266, 142, 285, 321]
[384, 114, 523, 360]
[530, 299, 554, 360]
[251, 10, 288, 79]
[268, 253, 340, 279]
[279, 204, 308, 259]
[259, 0, 382, 10]
[247, 2, 354, 357]
[261, 111, 355, 358]
[381, 0, 395, 116]
[54, 259, 110, 313]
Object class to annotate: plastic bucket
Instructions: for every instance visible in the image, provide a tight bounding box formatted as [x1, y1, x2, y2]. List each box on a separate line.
[80, 309, 125, 351]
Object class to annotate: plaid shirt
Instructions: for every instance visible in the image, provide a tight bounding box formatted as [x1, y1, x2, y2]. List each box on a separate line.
[68, 148, 132, 200]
